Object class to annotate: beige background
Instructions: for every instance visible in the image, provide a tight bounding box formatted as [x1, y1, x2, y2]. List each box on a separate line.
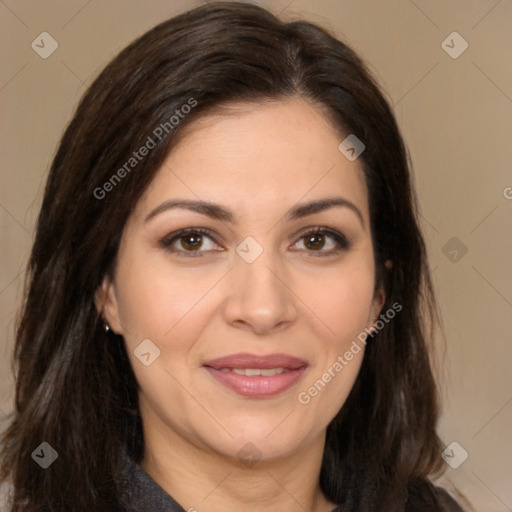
[1, 1, 511, 510]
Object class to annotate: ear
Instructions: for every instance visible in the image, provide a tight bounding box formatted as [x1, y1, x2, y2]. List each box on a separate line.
[369, 259, 392, 328]
[94, 275, 123, 335]
[370, 285, 386, 327]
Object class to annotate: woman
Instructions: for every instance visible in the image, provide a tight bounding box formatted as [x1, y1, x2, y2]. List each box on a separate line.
[0, 2, 465, 511]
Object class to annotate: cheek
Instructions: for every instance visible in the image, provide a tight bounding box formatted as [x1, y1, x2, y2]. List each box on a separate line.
[114, 255, 222, 341]
[299, 258, 376, 344]
[293, 256, 375, 415]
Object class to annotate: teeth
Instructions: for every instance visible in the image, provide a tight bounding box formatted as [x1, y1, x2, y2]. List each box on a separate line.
[228, 367, 286, 376]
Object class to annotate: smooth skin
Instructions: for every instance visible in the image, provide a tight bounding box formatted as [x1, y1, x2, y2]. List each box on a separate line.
[97, 97, 385, 512]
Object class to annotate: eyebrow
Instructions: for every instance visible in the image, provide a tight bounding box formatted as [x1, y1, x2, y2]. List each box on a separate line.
[144, 197, 365, 229]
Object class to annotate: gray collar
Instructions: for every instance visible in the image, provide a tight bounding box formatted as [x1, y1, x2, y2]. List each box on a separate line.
[121, 452, 185, 512]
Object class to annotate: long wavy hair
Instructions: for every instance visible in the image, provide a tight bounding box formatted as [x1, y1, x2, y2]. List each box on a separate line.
[1, 2, 445, 510]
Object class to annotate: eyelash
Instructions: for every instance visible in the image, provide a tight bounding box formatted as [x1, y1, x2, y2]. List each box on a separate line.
[160, 226, 350, 258]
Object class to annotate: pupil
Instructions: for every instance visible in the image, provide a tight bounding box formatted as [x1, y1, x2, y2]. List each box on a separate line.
[305, 233, 324, 250]
[182, 234, 202, 250]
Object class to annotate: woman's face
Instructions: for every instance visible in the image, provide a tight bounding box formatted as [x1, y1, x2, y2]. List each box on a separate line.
[99, 97, 384, 463]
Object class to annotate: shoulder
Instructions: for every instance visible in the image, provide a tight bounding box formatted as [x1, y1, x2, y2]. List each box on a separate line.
[405, 478, 465, 512]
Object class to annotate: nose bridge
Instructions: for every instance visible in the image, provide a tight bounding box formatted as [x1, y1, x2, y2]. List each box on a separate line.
[223, 240, 297, 333]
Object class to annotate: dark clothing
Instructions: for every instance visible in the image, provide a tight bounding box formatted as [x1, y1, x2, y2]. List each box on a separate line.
[121, 453, 463, 512]
[405, 478, 465, 512]
[121, 452, 184, 511]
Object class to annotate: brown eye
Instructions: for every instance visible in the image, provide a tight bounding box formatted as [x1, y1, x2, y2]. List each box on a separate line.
[160, 228, 220, 256]
[291, 227, 350, 255]
[304, 233, 326, 251]
[180, 233, 203, 251]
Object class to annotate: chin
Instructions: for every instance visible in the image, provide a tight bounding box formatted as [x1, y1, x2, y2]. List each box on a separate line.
[196, 417, 316, 463]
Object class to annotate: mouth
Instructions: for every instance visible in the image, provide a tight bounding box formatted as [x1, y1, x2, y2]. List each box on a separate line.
[203, 353, 308, 398]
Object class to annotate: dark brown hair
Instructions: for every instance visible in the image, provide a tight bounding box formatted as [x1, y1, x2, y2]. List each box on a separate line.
[1, 2, 447, 510]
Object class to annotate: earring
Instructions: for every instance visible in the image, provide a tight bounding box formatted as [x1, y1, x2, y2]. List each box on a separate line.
[104, 322, 111, 333]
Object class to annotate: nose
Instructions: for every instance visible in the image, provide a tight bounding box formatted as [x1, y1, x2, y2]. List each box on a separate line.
[222, 251, 298, 335]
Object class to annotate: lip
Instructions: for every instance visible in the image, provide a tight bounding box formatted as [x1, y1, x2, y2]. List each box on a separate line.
[203, 352, 308, 398]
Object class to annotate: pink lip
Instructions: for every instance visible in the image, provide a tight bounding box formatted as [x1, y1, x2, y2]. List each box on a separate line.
[203, 353, 308, 398]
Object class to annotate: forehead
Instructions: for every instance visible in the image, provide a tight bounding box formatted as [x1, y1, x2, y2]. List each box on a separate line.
[136, 97, 369, 223]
